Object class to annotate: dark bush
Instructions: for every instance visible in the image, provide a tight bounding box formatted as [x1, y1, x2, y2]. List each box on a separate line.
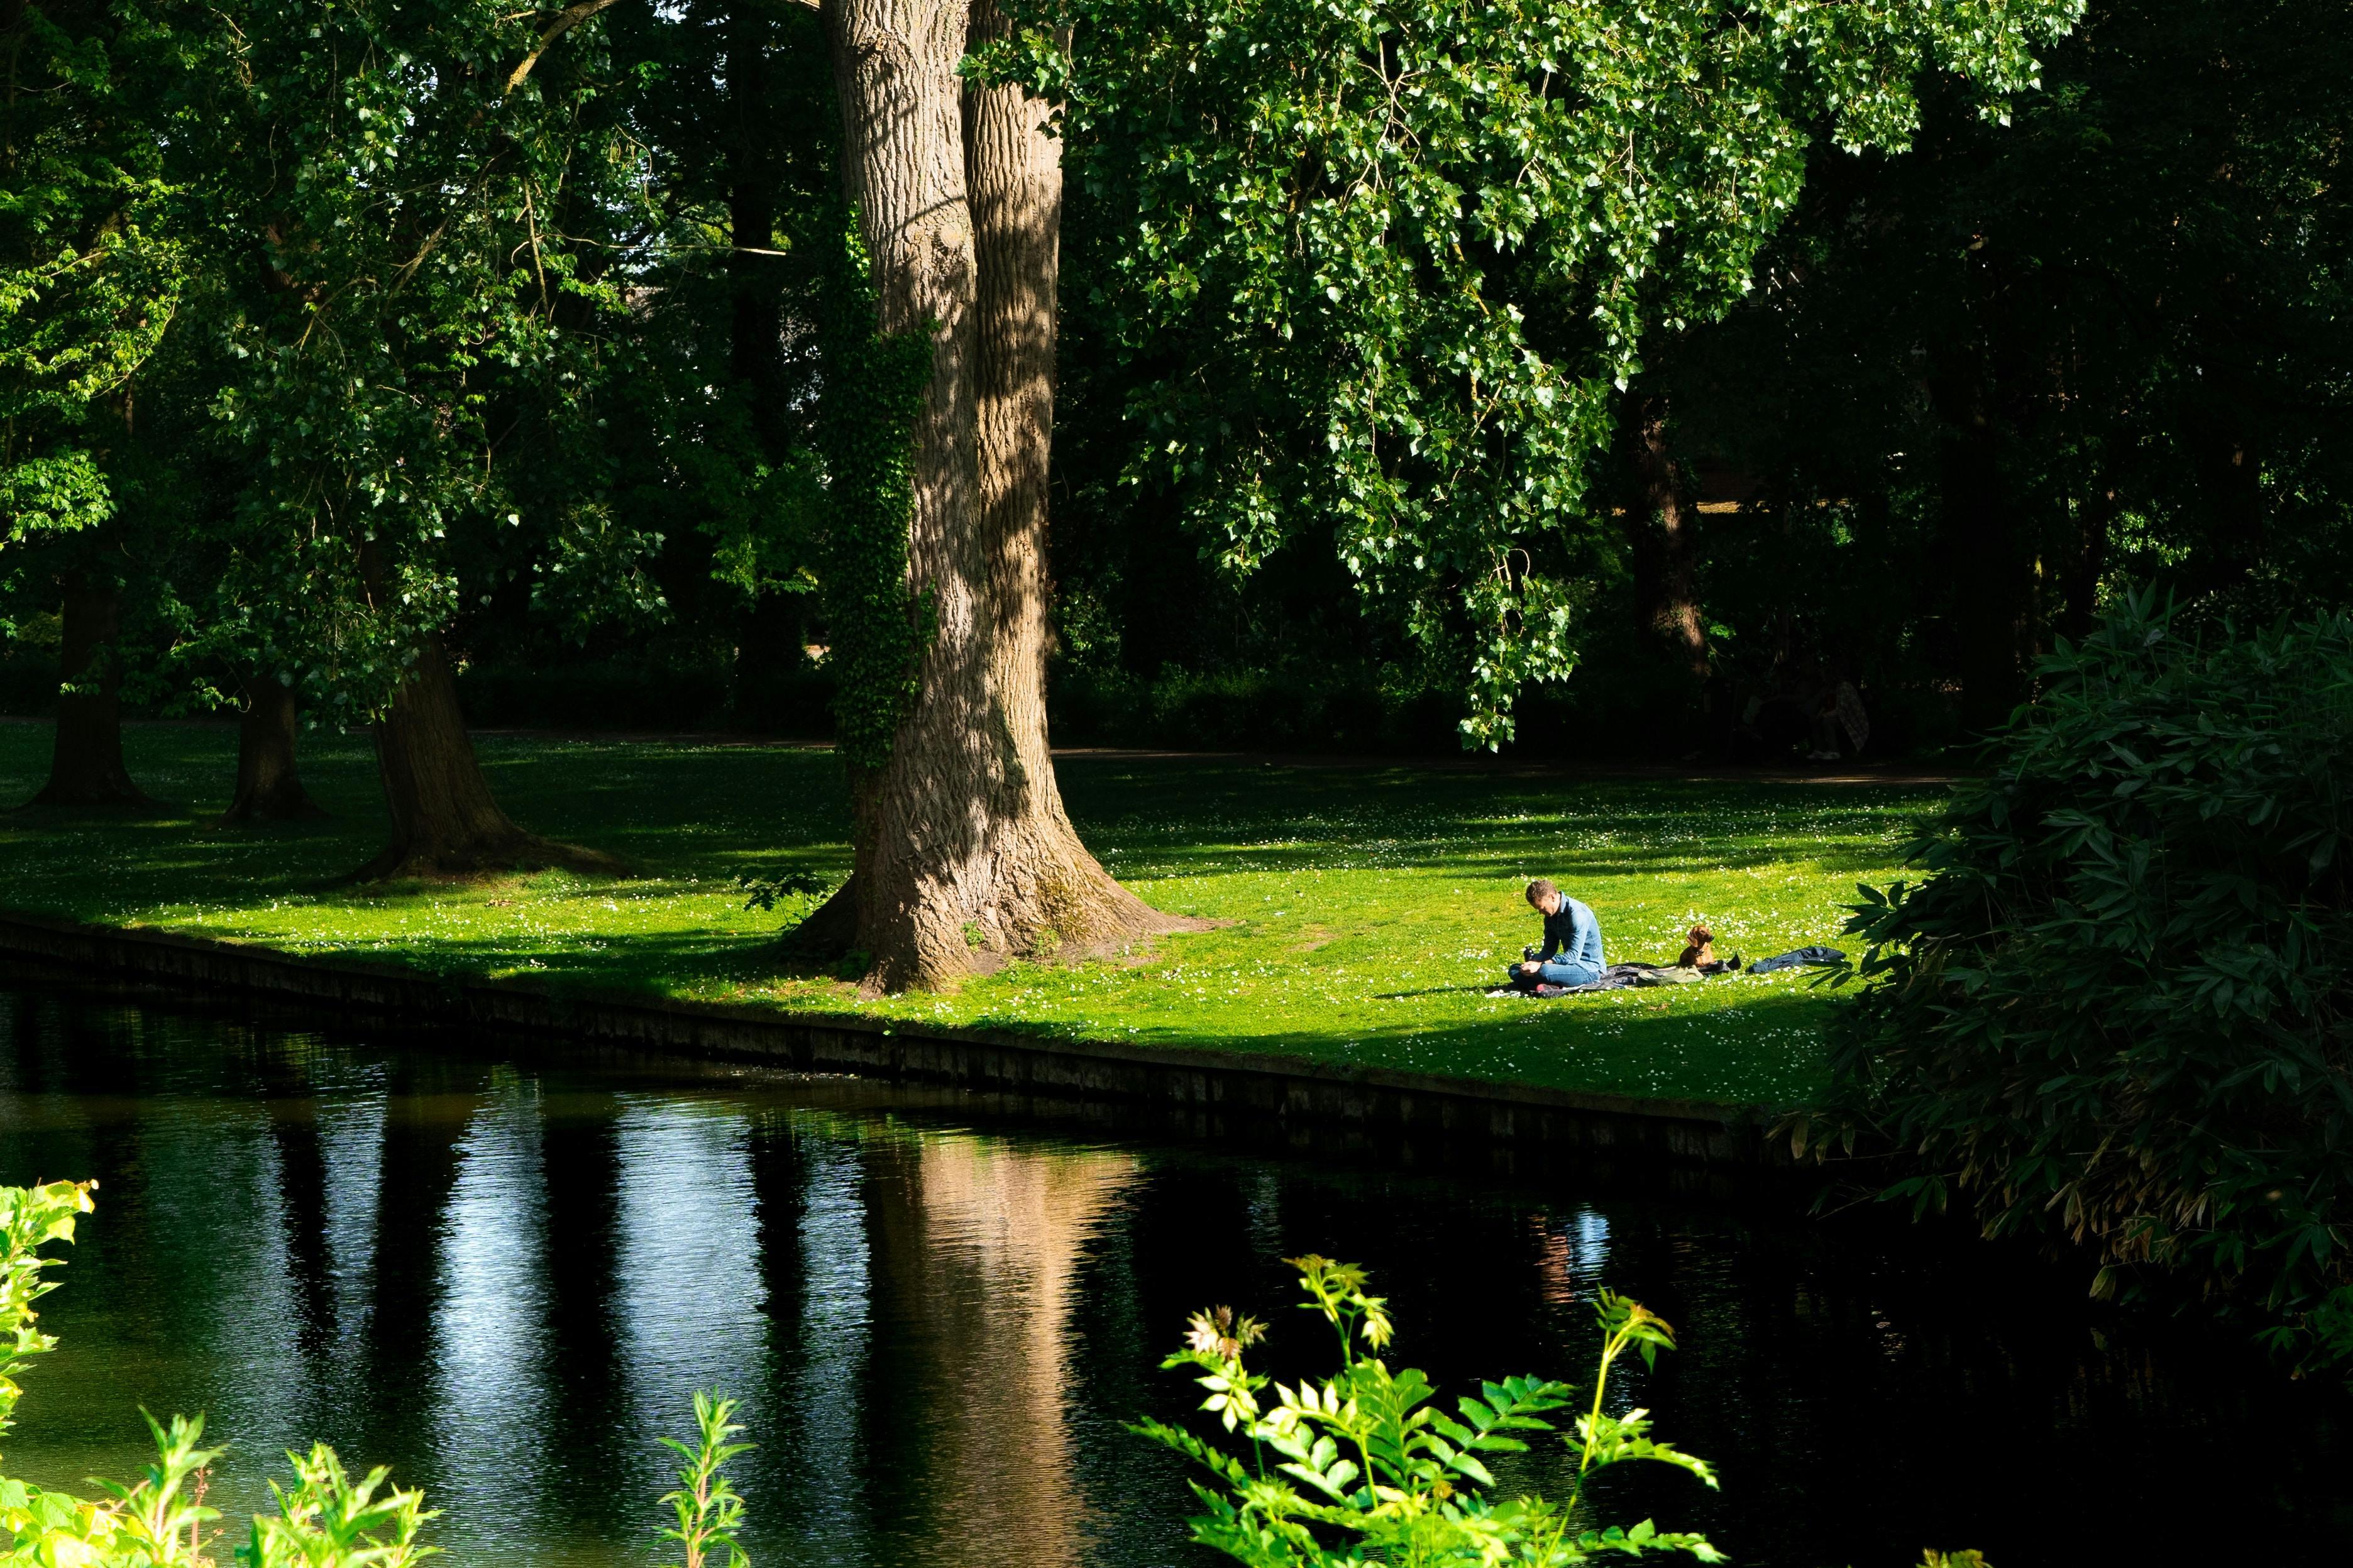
[1821, 594, 2353, 1362]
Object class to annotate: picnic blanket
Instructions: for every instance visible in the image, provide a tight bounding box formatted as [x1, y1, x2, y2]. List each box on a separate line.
[1745, 945, 1844, 975]
[1489, 946, 1844, 999]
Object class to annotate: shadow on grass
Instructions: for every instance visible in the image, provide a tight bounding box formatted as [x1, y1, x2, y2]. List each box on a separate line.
[239, 924, 791, 994]
[1115, 986, 1847, 1104]
[1101, 835, 1918, 880]
[0, 726, 1901, 1105]
[6, 799, 190, 823]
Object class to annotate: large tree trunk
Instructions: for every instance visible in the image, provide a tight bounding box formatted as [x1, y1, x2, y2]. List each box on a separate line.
[30, 576, 151, 806]
[1623, 393, 1709, 680]
[810, 0, 1198, 990]
[357, 633, 614, 879]
[217, 677, 328, 825]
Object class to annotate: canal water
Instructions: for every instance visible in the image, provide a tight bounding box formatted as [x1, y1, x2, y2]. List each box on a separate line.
[1, 973, 2347, 1568]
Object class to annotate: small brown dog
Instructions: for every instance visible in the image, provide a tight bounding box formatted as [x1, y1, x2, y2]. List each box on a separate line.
[1676, 924, 1716, 968]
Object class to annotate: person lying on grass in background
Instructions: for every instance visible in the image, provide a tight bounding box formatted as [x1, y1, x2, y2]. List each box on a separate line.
[1511, 878, 1605, 990]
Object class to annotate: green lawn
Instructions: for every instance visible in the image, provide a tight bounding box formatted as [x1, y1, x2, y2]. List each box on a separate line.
[0, 720, 1945, 1105]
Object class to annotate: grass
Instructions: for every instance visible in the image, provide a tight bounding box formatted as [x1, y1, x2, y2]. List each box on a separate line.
[0, 720, 1948, 1105]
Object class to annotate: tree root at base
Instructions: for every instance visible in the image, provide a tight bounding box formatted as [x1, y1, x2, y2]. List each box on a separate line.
[778, 868, 1215, 991]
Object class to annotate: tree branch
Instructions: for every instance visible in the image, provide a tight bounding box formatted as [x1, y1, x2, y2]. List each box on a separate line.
[504, 0, 626, 96]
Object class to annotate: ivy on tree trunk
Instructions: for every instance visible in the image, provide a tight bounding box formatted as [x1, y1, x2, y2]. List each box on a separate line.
[803, 0, 1200, 991]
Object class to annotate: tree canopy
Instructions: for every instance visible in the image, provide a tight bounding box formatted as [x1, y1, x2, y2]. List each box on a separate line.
[1008, 0, 2083, 744]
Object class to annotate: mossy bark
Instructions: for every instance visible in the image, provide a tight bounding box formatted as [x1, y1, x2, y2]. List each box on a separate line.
[810, 0, 1199, 990]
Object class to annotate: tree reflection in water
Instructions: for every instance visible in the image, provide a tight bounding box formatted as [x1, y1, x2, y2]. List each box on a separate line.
[863, 1134, 1137, 1568]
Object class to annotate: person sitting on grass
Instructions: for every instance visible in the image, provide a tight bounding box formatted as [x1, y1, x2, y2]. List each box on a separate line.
[1511, 878, 1605, 990]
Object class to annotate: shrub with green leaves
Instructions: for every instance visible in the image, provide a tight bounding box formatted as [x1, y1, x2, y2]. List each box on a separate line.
[1142, 1256, 1993, 1566]
[1139, 1254, 1722, 1565]
[1819, 594, 2353, 1362]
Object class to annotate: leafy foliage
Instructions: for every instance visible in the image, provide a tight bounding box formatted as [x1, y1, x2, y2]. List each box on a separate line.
[1817, 593, 2353, 1362]
[0, 0, 188, 556]
[992, 0, 2083, 745]
[657, 1392, 752, 1568]
[0, 1178, 94, 1437]
[176, 0, 647, 719]
[235, 1447, 433, 1568]
[1653, 0, 2353, 740]
[1136, 1253, 1725, 1565]
[736, 867, 837, 913]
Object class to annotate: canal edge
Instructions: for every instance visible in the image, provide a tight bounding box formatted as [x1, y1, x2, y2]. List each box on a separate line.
[0, 908, 1788, 1168]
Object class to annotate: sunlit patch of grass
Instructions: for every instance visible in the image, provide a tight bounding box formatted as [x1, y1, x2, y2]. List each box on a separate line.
[0, 721, 1944, 1105]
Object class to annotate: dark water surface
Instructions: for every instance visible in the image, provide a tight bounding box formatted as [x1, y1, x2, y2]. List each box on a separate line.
[2, 973, 2347, 1568]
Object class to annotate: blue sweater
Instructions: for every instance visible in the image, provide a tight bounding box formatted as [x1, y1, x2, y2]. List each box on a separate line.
[1535, 896, 1605, 968]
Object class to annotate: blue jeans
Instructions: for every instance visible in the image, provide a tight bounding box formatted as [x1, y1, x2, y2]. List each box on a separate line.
[1511, 958, 1602, 989]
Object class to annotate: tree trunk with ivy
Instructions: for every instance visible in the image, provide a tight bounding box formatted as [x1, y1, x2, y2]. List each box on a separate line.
[803, 0, 1198, 991]
[30, 576, 152, 807]
[217, 677, 326, 825]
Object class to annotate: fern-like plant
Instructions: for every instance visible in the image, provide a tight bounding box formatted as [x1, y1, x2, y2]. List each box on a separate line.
[1135, 1254, 1724, 1565]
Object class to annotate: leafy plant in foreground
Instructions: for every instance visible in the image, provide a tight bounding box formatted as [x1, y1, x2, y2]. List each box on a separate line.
[658, 1391, 752, 1568]
[1137, 1254, 1724, 1565]
[1813, 593, 2353, 1366]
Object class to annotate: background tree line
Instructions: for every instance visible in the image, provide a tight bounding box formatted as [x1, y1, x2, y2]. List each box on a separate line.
[1050, 0, 2351, 759]
[3, 0, 2258, 781]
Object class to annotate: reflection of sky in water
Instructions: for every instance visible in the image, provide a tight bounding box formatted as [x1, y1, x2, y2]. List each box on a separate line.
[140, 1103, 312, 1469]
[775, 1130, 869, 1565]
[612, 1099, 771, 1478]
[431, 1079, 556, 1549]
[1572, 1207, 1611, 1277]
[317, 1090, 387, 1352]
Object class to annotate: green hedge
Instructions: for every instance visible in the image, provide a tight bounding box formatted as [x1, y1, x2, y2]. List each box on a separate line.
[1823, 595, 2353, 1362]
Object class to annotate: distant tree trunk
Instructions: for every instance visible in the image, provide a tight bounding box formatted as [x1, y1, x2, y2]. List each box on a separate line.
[356, 632, 613, 879]
[30, 576, 151, 806]
[725, 0, 796, 723]
[1623, 393, 1709, 679]
[1929, 332, 2033, 736]
[727, 0, 786, 452]
[217, 677, 327, 825]
[2056, 485, 2113, 642]
[803, 0, 1197, 990]
[2193, 418, 2268, 586]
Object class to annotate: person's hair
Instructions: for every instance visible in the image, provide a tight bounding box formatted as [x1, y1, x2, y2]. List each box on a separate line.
[1524, 879, 1558, 907]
